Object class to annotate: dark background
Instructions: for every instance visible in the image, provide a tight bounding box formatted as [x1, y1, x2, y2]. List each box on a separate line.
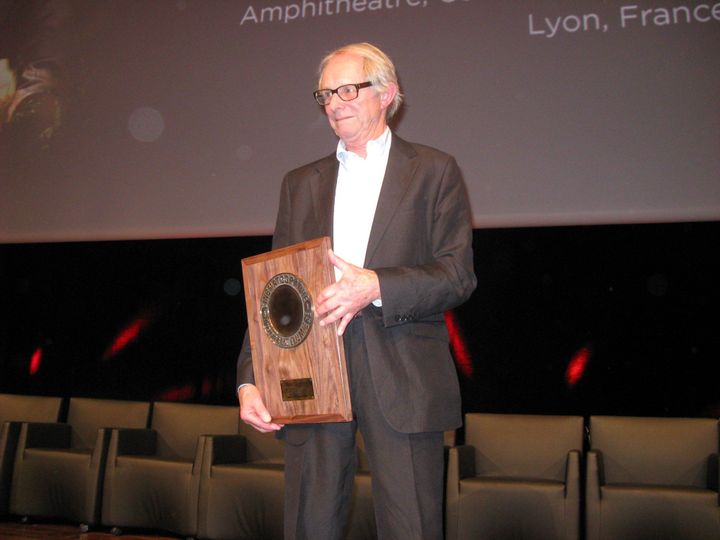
[2, 221, 717, 419]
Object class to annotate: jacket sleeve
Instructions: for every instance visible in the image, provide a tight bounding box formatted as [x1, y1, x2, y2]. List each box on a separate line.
[374, 154, 476, 327]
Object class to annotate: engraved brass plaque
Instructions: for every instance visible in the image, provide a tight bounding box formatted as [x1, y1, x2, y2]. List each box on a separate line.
[281, 378, 315, 401]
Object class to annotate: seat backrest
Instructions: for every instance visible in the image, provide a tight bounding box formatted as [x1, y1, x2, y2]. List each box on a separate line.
[0, 394, 63, 425]
[237, 419, 284, 463]
[67, 398, 151, 450]
[465, 413, 584, 481]
[589, 415, 718, 488]
[151, 402, 238, 461]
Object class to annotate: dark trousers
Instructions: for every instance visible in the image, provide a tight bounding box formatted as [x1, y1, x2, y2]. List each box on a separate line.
[283, 319, 444, 540]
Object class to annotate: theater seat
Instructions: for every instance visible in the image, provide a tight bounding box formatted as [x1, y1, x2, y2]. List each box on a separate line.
[446, 413, 583, 540]
[0, 394, 63, 516]
[197, 426, 376, 540]
[101, 402, 239, 537]
[196, 419, 285, 540]
[586, 415, 720, 540]
[9, 397, 150, 529]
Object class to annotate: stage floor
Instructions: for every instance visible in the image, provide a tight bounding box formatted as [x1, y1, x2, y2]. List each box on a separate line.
[0, 522, 178, 539]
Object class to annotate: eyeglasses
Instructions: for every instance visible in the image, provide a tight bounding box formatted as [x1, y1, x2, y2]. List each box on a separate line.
[313, 81, 373, 106]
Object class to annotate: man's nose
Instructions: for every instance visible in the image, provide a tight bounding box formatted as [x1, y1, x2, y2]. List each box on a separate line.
[325, 94, 343, 111]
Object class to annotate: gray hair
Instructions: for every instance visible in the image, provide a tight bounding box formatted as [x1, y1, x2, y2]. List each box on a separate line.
[318, 42, 403, 119]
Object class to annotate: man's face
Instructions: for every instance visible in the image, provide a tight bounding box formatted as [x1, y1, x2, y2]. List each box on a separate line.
[320, 53, 387, 152]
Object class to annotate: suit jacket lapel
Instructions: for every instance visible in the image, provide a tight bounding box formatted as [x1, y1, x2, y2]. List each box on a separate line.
[365, 136, 418, 266]
[310, 155, 338, 240]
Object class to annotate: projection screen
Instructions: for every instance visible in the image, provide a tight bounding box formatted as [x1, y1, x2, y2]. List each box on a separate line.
[1, 0, 719, 243]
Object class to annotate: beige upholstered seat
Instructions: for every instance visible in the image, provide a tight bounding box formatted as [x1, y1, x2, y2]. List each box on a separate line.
[446, 413, 583, 540]
[101, 402, 239, 537]
[9, 397, 150, 528]
[586, 415, 720, 540]
[196, 420, 285, 540]
[197, 426, 376, 540]
[0, 394, 63, 516]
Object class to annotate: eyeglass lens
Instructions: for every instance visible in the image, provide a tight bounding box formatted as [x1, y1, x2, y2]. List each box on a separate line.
[314, 82, 371, 106]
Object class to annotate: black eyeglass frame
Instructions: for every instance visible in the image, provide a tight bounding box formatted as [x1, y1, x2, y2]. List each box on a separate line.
[313, 81, 373, 106]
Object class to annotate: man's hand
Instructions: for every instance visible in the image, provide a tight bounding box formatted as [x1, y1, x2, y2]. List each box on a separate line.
[315, 249, 380, 336]
[238, 384, 283, 433]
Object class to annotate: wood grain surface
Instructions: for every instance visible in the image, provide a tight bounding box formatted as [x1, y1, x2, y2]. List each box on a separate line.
[242, 237, 352, 423]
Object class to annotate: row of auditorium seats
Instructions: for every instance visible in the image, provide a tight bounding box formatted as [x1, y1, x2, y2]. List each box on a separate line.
[2, 393, 719, 539]
[447, 413, 719, 540]
[0, 393, 373, 539]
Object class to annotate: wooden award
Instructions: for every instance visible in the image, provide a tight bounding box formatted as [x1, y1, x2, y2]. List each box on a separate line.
[241, 237, 352, 424]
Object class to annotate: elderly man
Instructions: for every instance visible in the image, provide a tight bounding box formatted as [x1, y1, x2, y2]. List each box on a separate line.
[237, 42, 476, 539]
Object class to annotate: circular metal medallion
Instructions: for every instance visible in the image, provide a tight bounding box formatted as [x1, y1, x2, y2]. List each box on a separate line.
[260, 273, 314, 349]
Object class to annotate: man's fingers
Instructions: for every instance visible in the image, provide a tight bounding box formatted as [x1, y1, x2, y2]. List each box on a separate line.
[243, 408, 282, 433]
[315, 284, 337, 310]
[317, 251, 376, 331]
[336, 312, 354, 336]
[319, 304, 346, 327]
[239, 385, 283, 432]
[245, 413, 280, 433]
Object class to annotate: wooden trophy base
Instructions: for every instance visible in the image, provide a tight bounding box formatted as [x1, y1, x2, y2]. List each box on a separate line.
[241, 237, 352, 424]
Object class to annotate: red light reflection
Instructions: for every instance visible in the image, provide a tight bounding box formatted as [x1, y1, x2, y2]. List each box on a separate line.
[29, 347, 43, 375]
[566, 346, 592, 388]
[102, 313, 154, 360]
[156, 384, 195, 402]
[445, 310, 473, 379]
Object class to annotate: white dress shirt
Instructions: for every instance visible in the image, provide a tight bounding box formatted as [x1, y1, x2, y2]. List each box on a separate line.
[333, 128, 391, 306]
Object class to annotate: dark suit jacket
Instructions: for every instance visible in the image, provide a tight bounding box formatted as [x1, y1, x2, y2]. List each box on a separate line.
[237, 134, 476, 434]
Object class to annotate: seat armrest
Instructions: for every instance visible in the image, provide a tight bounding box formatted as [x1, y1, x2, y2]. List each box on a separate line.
[1, 422, 22, 511]
[586, 449, 603, 540]
[1, 422, 21, 468]
[111, 428, 157, 457]
[586, 450, 604, 498]
[89, 428, 113, 458]
[206, 434, 247, 466]
[197, 434, 249, 480]
[20, 421, 71, 450]
[446, 445, 474, 540]
[565, 449, 581, 497]
[564, 449, 582, 540]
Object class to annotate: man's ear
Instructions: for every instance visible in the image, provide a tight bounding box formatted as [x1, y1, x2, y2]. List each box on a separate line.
[379, 83, 398, 111]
